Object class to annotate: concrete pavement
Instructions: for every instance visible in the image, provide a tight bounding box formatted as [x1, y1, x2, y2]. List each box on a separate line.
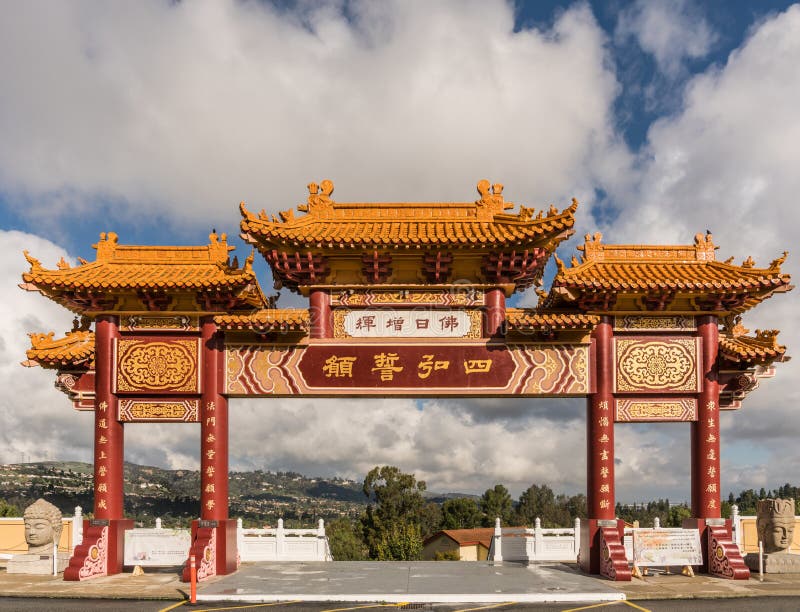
[0, 562, 799, 604]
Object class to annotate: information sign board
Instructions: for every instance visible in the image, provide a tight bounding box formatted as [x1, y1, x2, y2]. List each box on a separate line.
[124, 528, 191, 566]
[631, 528, 702, 567]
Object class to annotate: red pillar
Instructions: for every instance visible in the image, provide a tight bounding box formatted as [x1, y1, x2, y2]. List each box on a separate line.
[684, 314, 748, 578]
[693, 315, 721, 518]
[309, 289, 332, 338]
[483, 287, 506, 337]
[200, 317, 228, 521]
[65, 315, 132, 580]
[587, 316, 615, 521]
[580, 316, 629, 580]
[183, 317, 237, 581]
[93, 315, 124, 520]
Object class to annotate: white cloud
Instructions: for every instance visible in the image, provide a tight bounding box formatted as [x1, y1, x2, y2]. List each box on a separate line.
[0, 231, 91, 465]
[2, 2, 799, 507]
[616, 0, 717, 77]
[0, 0, 623, 229]
[604, 4, 800, 496]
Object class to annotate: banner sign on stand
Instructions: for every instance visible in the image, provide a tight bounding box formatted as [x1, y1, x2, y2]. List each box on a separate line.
[631, 529, 703, 567]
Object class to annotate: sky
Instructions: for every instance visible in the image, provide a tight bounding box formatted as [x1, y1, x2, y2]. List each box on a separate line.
[1, 0, 799, 505]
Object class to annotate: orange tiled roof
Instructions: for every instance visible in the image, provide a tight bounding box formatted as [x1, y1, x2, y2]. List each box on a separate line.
[424, 528, 496, 549]
[23, 329, 95, 369]
[214, 309, 309, 332]
[505, 308, 599, 331]
[719, 320, 787, 364]
[545, 232, 792, 313]
[240, 180, 577, 250]
[21, 232, 266, 314]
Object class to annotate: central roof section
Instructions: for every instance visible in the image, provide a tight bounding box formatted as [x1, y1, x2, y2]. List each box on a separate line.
[240, 179, 577, 294]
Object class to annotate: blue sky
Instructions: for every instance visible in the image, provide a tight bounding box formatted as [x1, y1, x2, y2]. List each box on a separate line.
[1, 1, 799, 503]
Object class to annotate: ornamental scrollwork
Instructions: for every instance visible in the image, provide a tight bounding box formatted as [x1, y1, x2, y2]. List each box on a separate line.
[616, 339, 697, 392]
[116, 339, 198, 392]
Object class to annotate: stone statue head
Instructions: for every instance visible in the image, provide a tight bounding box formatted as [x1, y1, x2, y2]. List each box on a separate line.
[23, 498, 63, 554]
[756, 498, 796, 554]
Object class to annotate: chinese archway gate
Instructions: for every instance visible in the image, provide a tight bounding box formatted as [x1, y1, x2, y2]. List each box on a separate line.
[20, 180, 792, 582]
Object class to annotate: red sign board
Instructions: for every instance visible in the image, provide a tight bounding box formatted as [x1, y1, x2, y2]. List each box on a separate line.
[296, 343, 516, 389]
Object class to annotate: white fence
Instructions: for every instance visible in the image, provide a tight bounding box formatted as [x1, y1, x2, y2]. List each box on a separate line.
[237, 518, 332, 562]
[489, 518, 581, 563]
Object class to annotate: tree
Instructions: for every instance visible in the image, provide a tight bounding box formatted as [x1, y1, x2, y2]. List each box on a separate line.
[374, 523, 422, 560]
[441, 497, 481, 530]
[667, 504, 692, 527]
[326, 518, 365, 560]
[480, 484, 513, 527]
[0, 499, 20, 517]
[516, 483, 569, 527]
[360, 466, 427, 559]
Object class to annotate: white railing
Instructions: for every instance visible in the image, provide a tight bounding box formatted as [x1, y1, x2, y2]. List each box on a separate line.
[237, 518, 332, 562]
[489, 517, 581, 562]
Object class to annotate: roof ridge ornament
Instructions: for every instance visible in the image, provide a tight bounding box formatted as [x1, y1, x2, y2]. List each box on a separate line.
[475, 179, 512, 218]
[93, 232, 119, 261]
[693, 232, 717, 260]
[298, 179, 334, 215]
[23, 251, 42, 272]
[576, 232, 603, 262]
[754, 328, 781, 348]
[769, 251, 788, 273]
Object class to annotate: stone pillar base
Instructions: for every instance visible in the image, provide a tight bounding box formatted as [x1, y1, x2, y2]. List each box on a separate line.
[745, 552, 800, 573]
[7, 552, 70, 574]
[579, 518, 630, 580]
[64, 519, 133, 581]
[181, 519, 238, 582]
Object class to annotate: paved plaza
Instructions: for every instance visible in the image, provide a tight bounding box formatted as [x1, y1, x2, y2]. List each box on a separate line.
[2, 561, 800, 605]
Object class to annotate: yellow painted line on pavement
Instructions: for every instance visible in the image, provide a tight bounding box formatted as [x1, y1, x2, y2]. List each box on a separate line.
[322, 604, 409, 612]
[562, 602, 651, 612]
[453, 602, 517, 611]
[194, 600, 302, 611]
[158, 602, 187, 612]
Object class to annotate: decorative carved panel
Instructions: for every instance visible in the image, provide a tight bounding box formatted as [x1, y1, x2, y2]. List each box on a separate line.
[118, 399, 200, 422]
[615, 398, 697, 422]
[330, 288, 484, 307]
[124, 315, 198, 332]
[614, 316, 695, 332]
[114, 337, 201, 394]
[614, 337, 700, 393]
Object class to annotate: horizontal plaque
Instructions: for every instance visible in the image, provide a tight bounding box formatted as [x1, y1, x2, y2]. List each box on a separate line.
[118, 399, 200, 422]
[615, 399, 697, 422]
[225, 341, 591, 397]
[334, 309, 481, 338]
[114, 337, 201, 394]
[632, 529, 703, 567]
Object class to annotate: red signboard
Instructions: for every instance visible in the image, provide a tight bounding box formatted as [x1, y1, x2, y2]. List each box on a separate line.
[296, 343, 515, 389]
[225, 341, 591, 397]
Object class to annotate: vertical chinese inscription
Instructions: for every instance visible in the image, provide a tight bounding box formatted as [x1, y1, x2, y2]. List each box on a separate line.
[95, 400, 109, 512]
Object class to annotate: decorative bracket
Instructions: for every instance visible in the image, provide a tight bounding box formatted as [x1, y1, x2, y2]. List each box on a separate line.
[361, 251, 393, 284]
[422, 251, 453, 283]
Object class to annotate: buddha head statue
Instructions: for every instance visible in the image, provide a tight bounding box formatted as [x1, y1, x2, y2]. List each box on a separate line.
[23, 498, 63, 555]
[756, 498, 796, 554]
